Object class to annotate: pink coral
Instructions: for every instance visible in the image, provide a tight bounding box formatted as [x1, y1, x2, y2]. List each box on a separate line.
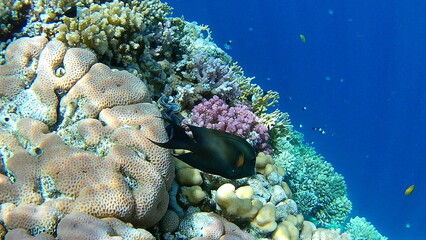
[186, 95, 271, 153]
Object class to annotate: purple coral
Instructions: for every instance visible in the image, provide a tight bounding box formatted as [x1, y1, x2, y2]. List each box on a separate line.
[187, 54, 241, 100]
[185, 95, 272, 154]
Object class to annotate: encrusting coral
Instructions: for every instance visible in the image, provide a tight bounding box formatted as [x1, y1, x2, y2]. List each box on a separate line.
[0, 36, 174, 238]
[178, 212, 255, 240]
[57, 212, 155, 240]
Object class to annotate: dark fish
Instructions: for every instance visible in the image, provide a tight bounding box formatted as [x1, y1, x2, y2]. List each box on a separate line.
[150, 118, 256, 179]
[224, 40, 232, 50]
[64, 6, 78, 18]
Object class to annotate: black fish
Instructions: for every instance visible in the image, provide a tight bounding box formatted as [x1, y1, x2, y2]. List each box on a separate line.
[64, 6, 78, 18]
[151, 118, 256, 179]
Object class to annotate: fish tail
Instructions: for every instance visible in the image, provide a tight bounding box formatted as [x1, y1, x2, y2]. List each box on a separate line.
[150, 117, 195, 151]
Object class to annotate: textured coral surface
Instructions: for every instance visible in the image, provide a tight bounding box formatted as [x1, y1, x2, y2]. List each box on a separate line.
[0, 36, 173, 238]
[0, 0, 387, 239]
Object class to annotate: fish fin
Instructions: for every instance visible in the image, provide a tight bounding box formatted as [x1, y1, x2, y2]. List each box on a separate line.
[149, 117, 194, 151]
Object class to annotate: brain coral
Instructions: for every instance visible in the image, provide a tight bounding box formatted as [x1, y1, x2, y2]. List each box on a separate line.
[0, 36, 174, 237]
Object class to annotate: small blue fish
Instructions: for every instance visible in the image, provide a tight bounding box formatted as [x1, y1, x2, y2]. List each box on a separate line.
[224, 40, 232, 50]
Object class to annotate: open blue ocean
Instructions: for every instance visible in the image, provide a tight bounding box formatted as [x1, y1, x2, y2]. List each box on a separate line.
[168, 0, 426, 239]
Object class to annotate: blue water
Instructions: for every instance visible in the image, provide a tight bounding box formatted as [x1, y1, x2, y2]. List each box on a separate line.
[167, 0, 426, 239]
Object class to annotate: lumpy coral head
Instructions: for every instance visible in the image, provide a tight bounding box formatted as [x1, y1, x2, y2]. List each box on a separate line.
[0, 36, 175, 234]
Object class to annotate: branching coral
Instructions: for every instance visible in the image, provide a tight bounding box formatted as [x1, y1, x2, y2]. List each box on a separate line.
[175, 53, 241, 106]
[0, 0, 31, 41]
[2, 0, 173, 84]
[274, 131, 352, 228]
[54, 0, 172, 64]
[345, 216, 388, 240]
[185, 95, 272, 153]
[237, 74, 292, 147]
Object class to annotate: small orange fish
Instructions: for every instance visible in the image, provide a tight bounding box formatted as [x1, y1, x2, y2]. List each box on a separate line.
[405, 185, 415, 196]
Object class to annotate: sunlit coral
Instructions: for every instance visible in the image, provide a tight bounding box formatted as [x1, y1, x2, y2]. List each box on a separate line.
[185, 95, 272, 153]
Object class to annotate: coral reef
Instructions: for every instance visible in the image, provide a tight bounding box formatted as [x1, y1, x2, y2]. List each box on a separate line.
[185, 95, 272, 153]
[345, 217, 388, 240]
[57, 212, 155, 240]
[178, 212, 255, 240]
[0, 0, 31, 42]
[0, 0, 388, 239]
[274, 133, 352, 228]
[0, 36, 173, 237]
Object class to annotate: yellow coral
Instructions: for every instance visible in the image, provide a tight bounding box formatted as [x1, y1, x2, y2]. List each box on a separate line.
[300, 221, 316, 240]
[181, 186, 206, 204]
[251, 203, 278, 233]
[215, 183, 261, 218]
[53, 0, 171, 64]
[175, 159, 203, 186]
[256, 152, 284, 176]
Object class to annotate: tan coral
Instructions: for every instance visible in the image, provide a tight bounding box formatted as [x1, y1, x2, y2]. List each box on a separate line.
[300, 221, 316, 240]
[272, 215, 305, 240]
[77, 118, 113, 145]
[0, 203, 62, 236]
[4, 228, 55, 240]
[0, 129, 42, 205]
[216, 183, 261, 218]
[179, 212, 256, 240]
[0, 36, 47, 98]
[105, 145, 169, 227]
[61, 63, 150, 120]
[1, 118, 168, 231]
[0, 36, 175, 235]
[57, 212, 155, 240]
[100, 103, 174, 189]
[281, 181, 293, 199]
[256, 152, 278, 176]
[176, 167, 203, 186]
[16, 39, 97, 125]
[312, 228, 350, 240]
[181, 186, 206, 204]
[251, 203, 278, 233]
[175, 158, 203, 186]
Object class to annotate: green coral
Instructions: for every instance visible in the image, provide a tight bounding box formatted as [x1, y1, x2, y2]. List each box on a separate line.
[274, 131, 352, 228]
[346, 216, 388, 240]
